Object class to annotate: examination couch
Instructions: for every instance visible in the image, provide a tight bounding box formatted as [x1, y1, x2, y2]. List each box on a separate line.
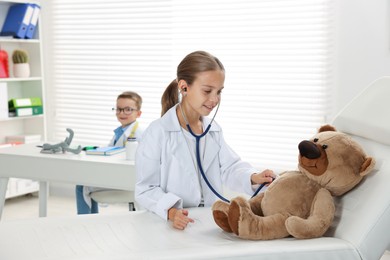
[0, 77, 389, 260]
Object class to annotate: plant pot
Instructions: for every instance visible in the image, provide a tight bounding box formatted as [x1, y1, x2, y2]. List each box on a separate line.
[13, 63, 30, 78]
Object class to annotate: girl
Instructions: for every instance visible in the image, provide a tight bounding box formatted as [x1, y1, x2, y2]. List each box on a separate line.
[135, 51, 275, 229]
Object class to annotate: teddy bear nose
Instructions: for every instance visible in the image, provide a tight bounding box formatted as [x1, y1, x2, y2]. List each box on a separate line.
[298, 140, 321, 159]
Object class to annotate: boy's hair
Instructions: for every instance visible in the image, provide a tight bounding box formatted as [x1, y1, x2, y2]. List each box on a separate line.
[117, 91, 142, 110]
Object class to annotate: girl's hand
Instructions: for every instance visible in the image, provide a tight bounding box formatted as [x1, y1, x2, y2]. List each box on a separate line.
[251, 169, 276, 185]
[168, 208, 194, 230]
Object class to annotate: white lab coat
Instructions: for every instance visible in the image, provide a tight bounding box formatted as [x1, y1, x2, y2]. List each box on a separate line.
[135, 104, 258, 220]
[108, 121, 143, 147]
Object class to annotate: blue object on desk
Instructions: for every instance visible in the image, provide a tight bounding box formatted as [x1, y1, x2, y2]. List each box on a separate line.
[1, 3, 34, 39]
[85, 146, 125, 156]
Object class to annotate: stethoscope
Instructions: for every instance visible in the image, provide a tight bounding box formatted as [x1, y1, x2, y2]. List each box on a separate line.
[179, 102, 270, 203]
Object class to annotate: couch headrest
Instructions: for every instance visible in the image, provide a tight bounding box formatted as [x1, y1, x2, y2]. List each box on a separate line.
[332, 76, 390, 145]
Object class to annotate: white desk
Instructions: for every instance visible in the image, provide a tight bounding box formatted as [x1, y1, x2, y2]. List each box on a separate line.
[0, 143, 135, 219]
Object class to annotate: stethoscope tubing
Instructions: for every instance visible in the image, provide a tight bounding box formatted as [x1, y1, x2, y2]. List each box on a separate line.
[182, 103, 268, 203]
[188, 123, 230, 202]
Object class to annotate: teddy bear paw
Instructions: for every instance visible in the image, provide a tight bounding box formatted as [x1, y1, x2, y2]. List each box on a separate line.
[228, 197, 251, 236]
[212, 201, 233, 233]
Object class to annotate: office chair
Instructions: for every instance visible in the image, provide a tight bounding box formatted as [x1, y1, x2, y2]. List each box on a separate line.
[90, 190, 136, 211]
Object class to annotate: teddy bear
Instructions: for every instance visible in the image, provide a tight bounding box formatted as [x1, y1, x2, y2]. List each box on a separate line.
[212, 125, 375, 240]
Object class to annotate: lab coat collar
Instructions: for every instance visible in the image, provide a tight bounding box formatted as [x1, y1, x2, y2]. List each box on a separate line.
[161, 104, 221, 133]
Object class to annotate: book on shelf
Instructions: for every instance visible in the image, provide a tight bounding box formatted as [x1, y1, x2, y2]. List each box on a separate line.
[85, 146, 125, 156]
[6, 134, 41, 144]
[25, 4, 40, 39]
[8, 97, 42, 109]
[9, 105, 43, 117]
[0, 3, 34, 39]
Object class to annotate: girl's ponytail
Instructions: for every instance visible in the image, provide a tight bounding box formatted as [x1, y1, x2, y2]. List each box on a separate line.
[161, 79, 178, 117]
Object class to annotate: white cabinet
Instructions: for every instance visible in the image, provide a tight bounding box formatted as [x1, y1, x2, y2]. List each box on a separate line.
[0, 0, 44, 198]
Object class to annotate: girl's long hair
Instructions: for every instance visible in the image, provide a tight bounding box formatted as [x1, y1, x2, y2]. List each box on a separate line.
[160, 51, 224, 116]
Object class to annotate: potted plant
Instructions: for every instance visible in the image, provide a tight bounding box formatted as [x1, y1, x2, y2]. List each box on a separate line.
[12, 49, 30, 78]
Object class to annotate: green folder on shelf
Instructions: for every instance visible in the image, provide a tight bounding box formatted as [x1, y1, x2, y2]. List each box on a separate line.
[9, 106, 43, 117]
[8, 97, 42, 109]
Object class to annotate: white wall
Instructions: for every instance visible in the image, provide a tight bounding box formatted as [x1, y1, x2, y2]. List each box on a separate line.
[335, 0, 390, 114]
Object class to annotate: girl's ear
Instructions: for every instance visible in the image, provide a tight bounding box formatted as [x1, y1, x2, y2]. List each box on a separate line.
[178, 79, 188, 92]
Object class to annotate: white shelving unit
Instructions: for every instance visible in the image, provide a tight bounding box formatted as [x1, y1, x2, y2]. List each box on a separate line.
[0, 0, 44, 198]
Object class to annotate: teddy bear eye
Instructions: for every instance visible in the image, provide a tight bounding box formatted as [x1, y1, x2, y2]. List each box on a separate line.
[322, 144, 328, 149]
[313, 138, 319, 142]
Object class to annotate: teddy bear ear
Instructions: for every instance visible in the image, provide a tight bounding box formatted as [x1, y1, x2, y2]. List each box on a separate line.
[360, 157, 376, 176]
[318, 124, 337, 133]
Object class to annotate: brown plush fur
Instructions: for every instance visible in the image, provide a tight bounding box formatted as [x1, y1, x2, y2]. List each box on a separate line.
[212, 125, 376, 240]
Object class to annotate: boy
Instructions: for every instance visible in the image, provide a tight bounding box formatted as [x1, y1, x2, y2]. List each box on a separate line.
[76, 91, 143, 214]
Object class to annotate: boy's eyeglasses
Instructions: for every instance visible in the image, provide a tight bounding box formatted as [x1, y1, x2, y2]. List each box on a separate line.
[112, 107, 138, 115]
